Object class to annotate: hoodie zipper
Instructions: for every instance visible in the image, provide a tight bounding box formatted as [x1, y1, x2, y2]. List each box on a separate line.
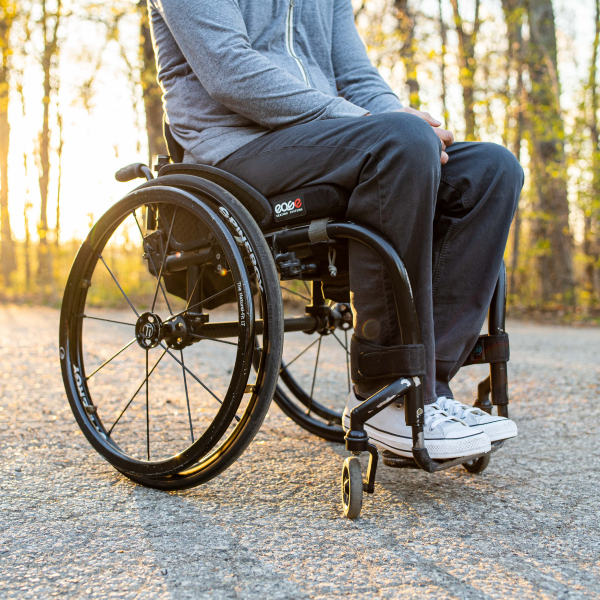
[286, 0, 310, 86]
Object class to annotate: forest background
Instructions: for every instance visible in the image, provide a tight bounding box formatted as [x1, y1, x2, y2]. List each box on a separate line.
[0, 0, 599, 322]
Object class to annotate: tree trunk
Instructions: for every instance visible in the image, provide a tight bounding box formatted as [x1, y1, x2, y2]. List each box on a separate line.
[55, 110, 63, 247]
[450, 0, 481, 140]
[37, 0, 61, 286]
[526, 0, 575, 303]
[502, 0, 526, 295]
[510, 97, 525, 295]
[438, 0, 449, 125]
[586, 0, 600, 299]
[138, 0, 166, 166]
[23, 152, 31, 291]
[393, 0, 420, 109]
[0, 0, 16, 284]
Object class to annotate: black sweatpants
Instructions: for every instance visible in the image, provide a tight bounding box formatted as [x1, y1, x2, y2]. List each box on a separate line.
[218, 111, 524, 403]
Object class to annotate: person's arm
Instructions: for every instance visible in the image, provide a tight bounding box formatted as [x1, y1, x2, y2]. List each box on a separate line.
[151, 0, 368, 130]
[331, 0, 403, 114]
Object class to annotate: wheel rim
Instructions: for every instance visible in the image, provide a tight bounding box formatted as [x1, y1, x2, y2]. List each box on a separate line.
[342, 462, 351, 510]
[60, 188, 263, 478]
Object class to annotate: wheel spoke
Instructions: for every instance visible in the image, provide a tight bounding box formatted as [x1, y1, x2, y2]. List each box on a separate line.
[86, 338, 137, 380]
[302, 280, 311, 297]
[165, 285, 236, 323]
[145, 350, 150, 460]
[331, 332, 351, 356]
[151, 207, 178, 313]
[280, 286, 310, 302]
[80, 315, 136, 327]
[160, 343, 241, 421]
[188, 333, 238, 347]
[107, 349, 167, 435]
[132, 211, 173, 316]
[99, 255, 139, 318]
[307, 336, 322, 414]
[345, 329, 351, 394]
[282, 337, 320, 372]
[180, 350, 194, 443]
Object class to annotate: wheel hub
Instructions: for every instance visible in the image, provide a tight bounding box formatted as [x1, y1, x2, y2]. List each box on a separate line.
[135, 312, 163, 349]
[163, 316, 191, 350]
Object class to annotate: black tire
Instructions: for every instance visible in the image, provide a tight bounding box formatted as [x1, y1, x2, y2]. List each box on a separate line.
[60, 181, 283, 490]
[462, 453, 491, 474]
[273, 288, 351, 443]
[341, 457, 363, 519]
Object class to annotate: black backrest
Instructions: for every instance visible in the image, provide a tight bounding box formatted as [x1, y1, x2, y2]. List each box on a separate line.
[163, 118, 185, 164]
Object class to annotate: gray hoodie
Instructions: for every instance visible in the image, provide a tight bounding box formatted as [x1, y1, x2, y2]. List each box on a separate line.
[148, 0, 403, 165]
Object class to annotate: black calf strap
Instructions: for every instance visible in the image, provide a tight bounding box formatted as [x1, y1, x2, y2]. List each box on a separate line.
[463, 333, 510, 366]
[351, 335, 427, 382]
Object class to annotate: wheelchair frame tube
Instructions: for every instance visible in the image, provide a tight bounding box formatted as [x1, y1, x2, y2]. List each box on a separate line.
[489, 261, 509, 417]
[274, 222, 421, 346]
[275, 221, 425, 432]
[200, 316, 318, 338]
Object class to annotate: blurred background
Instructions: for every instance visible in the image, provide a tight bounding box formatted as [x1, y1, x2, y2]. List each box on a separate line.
[0, 0, 597, 321]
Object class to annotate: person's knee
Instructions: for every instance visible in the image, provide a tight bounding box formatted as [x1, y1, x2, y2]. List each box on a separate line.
[368, 111, 442, 168]
[474, 143, 524, 216]
[481, 143, 524, 188]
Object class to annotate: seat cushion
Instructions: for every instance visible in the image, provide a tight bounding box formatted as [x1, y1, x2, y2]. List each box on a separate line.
[266, 184, 349, 229]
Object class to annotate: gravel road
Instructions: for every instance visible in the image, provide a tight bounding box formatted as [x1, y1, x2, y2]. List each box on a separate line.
[1, 305, 599, 599]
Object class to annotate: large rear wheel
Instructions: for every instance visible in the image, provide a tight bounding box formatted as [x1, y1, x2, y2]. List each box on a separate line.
[60, 183, 283, 489]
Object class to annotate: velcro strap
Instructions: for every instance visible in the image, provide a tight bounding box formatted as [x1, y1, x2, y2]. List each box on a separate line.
[463, 334, 510, 366]
[351, 335, 427, 382]
[308, 218, 330, 243]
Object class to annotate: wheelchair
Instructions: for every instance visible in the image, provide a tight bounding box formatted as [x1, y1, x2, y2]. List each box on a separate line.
[59, 123, 511, 519]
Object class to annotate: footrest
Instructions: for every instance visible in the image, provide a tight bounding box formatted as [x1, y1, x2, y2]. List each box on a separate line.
[381, 441, 505, 471]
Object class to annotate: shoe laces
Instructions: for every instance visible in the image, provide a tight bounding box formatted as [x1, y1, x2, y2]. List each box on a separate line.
[424, 403, 464, 432]
[436, 396, 485, 421]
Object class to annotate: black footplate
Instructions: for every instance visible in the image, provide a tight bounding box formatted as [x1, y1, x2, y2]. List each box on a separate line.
[381, 441, 505, 471]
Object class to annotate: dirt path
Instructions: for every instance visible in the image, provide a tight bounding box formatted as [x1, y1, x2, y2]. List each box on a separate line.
[1, 306, 599, 599]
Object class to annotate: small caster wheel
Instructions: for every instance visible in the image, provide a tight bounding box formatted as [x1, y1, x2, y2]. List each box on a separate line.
[463, 453, 491, 474]
[341, 457, 363, 519]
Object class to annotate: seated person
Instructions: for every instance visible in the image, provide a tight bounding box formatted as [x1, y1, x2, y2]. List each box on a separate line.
[148, 0, 521, 459]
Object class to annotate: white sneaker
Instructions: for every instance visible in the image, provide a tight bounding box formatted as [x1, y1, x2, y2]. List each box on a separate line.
[342, 388, 491, 460]
[436, 396, 518, 443]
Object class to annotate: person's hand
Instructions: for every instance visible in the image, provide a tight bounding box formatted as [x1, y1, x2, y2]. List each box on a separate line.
[396, 106, 454, 164]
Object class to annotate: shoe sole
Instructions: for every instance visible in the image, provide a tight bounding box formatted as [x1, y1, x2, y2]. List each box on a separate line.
[343, 414, 491, 460]
[477, 420, 518, 443]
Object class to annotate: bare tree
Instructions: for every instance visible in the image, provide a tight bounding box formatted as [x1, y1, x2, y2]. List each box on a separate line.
[449, 0, 482, 140]
[0, 0, 17, 284]
[526, 0, 575, 303]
